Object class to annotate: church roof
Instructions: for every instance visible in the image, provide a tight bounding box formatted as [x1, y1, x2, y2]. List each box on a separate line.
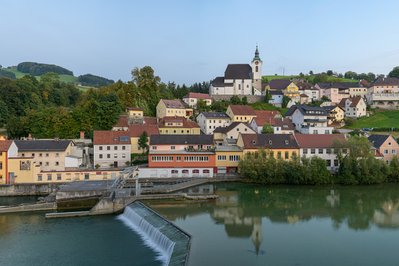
[211, 76, 233, 87]
[224, 64, 252, 80]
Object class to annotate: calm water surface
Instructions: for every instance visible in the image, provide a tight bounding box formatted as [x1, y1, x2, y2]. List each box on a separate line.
[148, 183, 399, 266]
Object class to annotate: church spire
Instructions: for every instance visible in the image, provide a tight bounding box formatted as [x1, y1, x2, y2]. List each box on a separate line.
[253, 45, 261, 62]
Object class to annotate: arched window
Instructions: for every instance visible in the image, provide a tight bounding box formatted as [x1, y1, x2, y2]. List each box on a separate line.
[255, 66, 258, 72]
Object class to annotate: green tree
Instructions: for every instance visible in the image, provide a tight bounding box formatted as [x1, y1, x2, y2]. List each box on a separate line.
[241, 96, 248, 105]
[230, 95, 241, 105]
[282, 95, 290, 108]
[261, 124, 274, 134]
[388, 66, 399, 79]
[138, 131, 149, 154]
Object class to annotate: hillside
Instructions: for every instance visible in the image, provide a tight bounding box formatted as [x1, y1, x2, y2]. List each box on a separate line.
[263, 75, 358, 84]
[0, 63, 113, 88]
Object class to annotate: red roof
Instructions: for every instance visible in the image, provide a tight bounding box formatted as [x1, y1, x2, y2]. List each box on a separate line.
[93, 131, 131, 145]
[184, 92, 211, 100]
[0, 140, 12, 152]
[338, 96, 363, 108]
[271, 118, 295, 130]
[229, 105, 256, 116]
[253, 110, 281, 126]
[294, 134, 346, 148]
[128, 124, 159, 137]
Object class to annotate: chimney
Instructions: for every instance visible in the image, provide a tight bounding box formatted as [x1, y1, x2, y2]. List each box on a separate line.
[80, 131, 85, 139]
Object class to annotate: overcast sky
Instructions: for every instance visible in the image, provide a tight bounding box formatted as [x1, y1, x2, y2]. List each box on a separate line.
[1, 0, 399, 84]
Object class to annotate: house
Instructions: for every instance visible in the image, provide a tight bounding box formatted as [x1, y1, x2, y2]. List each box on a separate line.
[141, 135, 215, 178]
[0, 140, 18, 184]
[158, 116, 200, 135]
[322, 105, 345, 125]
[214, 145, 243, 175]
[113, 108, 156, 131]
[271, 118, 296, 134]
[316, 82, 364, 104]
[265, 79, 300, 101]
[338, 96, 367, 118]
[249, 110, 281, 133]
[209, 46, 263, 96]
[368, 134, 399, 163]
[295, 134, 347, 171]
[237, 134, 299, 160]
[297, 81, 320, 102]
[93, 131, 131, 169]
[299, 94, 310, 104]
[226, 105, 257, 123]
[156, 99, 193, 119]
[268, 90, 284, 106]
[213, 122, 256, 145]
[14, 140, 75, 172]
[286, 105, 333, 134]
[128, 124, 159, 154]
[183, 92, 212, 108]
[196, 112, 231, 135]
[366, 77, 399, 109]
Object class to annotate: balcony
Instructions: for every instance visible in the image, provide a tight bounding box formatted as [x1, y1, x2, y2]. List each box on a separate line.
[372, 93, 399, 101]
[184, 147, 216, 152]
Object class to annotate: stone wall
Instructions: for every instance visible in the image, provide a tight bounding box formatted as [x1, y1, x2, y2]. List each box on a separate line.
[0, 183, 59, 196]
[211, 95, 264, 103]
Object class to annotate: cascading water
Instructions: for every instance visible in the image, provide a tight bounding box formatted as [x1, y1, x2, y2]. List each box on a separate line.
[117, 202, 179, 266]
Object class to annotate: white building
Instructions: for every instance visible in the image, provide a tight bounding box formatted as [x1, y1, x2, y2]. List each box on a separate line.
[295, 134, 347, 172]
[367, 77, 399, 109]
[93, 131, 131, 169]
[183, 92, 212, 108]
[209, 47, 263, 96]
[213, 122, 256, 145]
[286, 105, 333, 134]
[338, 96, 367, 119]
[196, 112, 231, 135]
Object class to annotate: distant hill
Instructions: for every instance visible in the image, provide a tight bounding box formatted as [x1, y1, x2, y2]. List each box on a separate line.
[78, 74, 114, 87]
[17, 62, 73, 76]
[0, 62, 114, 88]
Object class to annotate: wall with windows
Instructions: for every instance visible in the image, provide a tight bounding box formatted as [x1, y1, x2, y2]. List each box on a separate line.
[299, 147, 345, 171]
[243, 148, 299, 161]
[94, 144, 132, 169]
[138, 167, 214, 178]
[148, 153, 215, 168]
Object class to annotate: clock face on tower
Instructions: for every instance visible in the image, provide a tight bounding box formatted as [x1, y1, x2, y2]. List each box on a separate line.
[255, 61, 259, 65]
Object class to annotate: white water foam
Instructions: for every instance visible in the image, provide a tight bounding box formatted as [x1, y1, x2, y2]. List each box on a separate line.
[117, 206, 175, 266]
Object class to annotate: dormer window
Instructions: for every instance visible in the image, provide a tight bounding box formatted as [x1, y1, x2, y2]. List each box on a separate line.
[285, 140, 289, 145]
[269, 140, 272, 145]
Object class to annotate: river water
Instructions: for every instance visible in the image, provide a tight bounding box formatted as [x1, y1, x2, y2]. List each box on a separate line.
[1, 183, 399, 266]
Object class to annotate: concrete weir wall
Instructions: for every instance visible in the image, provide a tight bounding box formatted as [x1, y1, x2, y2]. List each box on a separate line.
[0, 184, 59, 196]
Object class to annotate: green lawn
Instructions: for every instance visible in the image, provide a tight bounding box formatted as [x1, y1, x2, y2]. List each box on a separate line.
[250, 102, 288, 116]
[3, 67, 77, 83]
[263, 75, 358, 83]
[346, 110, 399, 129]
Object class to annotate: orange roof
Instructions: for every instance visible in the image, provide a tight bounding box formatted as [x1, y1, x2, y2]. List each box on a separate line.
[253, 110, 281, 126]
[93, 131, 131, 145]
[338, 96, 363, 108]
[0, 140, 12, 152]
[184, 92, 211, 100]
[229, 105, 256, 116]
[295, 134, 346, 148]
[128, 124, 159, 137]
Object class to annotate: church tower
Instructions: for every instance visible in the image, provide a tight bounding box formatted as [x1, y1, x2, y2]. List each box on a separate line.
[251, 46, 263, 93]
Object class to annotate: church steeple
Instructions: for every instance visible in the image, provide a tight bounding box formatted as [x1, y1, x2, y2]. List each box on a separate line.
[253, 45, 261, 62]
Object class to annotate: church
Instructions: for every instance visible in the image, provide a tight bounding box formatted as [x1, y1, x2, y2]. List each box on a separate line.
[209, 47, 263, 96]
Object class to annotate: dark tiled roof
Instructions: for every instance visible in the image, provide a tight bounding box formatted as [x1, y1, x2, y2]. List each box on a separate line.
[201, 112, 230, 119]
[15, 140, 72, 151]
[241, 134, 299, 149]
[269, 90, 284, 95]
[150, 135, 213, 145]
[322, 105, 343, 112]
[224, 64, 252, 79]
[213, 122, 252, 134]
[295, 134, 346, 148]
[338, 96, 363, 108]
[368, 135, 390, 149]
[271, 118, 295, 130]
[228, 105, 256, 116]
[211, 77, 233, 87]
[371, 77, 399, 86]
[161, 99, 188, 109]
[285, 105, 297, 117]
[294, 105, 328, 116]
[183, 92, 211, 100]
[268, 79, 292, 90]
[126, 107, 143, 111]
[317, 82, 361, 89]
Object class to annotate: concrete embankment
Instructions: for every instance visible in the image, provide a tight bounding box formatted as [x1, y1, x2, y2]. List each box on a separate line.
[0, 183, 59, 196]
[0, 202, 56, 213]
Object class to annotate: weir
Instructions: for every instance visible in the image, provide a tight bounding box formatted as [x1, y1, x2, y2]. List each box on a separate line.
[118, 201, 191, 266]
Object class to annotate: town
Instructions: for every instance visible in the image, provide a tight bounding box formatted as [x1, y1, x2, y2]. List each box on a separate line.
[1, 47, 399, 185]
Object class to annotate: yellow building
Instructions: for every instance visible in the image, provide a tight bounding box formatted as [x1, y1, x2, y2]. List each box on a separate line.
[322, 105, 345, 124]
[126, 107, 144, 119]
[285, 82, 300, 98]
[129, 124, 159, 154]
[0, 140, 18, 184]
[226, 105, 257, 122]
[266, 79, 300, 100]
[237, 133, 299, 160]
[156, 99, 193, 119]
[215, 146, 243, 174]
[158, 116, 200, 135]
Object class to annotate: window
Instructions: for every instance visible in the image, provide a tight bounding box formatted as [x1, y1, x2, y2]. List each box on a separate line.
[285, 151, 289, 159]
[318, 149, 323, 154]
[47, 174, 52, 181]
[229, 155, 240, 161]
[326, 160, 331, 167]
[384, 149, 389, 154]
[114, 146, 117, 150]
[55, 161, 59, 166]
[203, 169, 210, 174]
[32, 153, 35, 157]
[334, 160, 339, 167]
[46, 153, 49, 157]
[22, 153, 25, 157]
[57, 174, 62, 181]
[152, 146, 157, 150]
[393, 150, 397, 155]
[39, 153, 43, 157]
[176, 156, 181, 161]
[193, 169, 200, 174]
[122, 154, 126, 159]
[99, 154, 103, 159]
[0, 162, 2, 170]
[122, 146, 126, 150]
[326, 148, 331, 154]
[45, 162, 49, 166]
[171, 170, 178, 174]
[84, 173, 89, 180]
[107, 154, 111, 158]
[277, 152, 282, 159]
[171, 146, 175, 150]
[311, 149, 315, 154]
[55, 153, 59, 157]
[38, 174, 42, 181]
[114, 154, 118, 158]
[303, 149, 308, 154]
[218, 155, 226, 161]
[99, 146, 103, 150]
[107, 146, 110, 150]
